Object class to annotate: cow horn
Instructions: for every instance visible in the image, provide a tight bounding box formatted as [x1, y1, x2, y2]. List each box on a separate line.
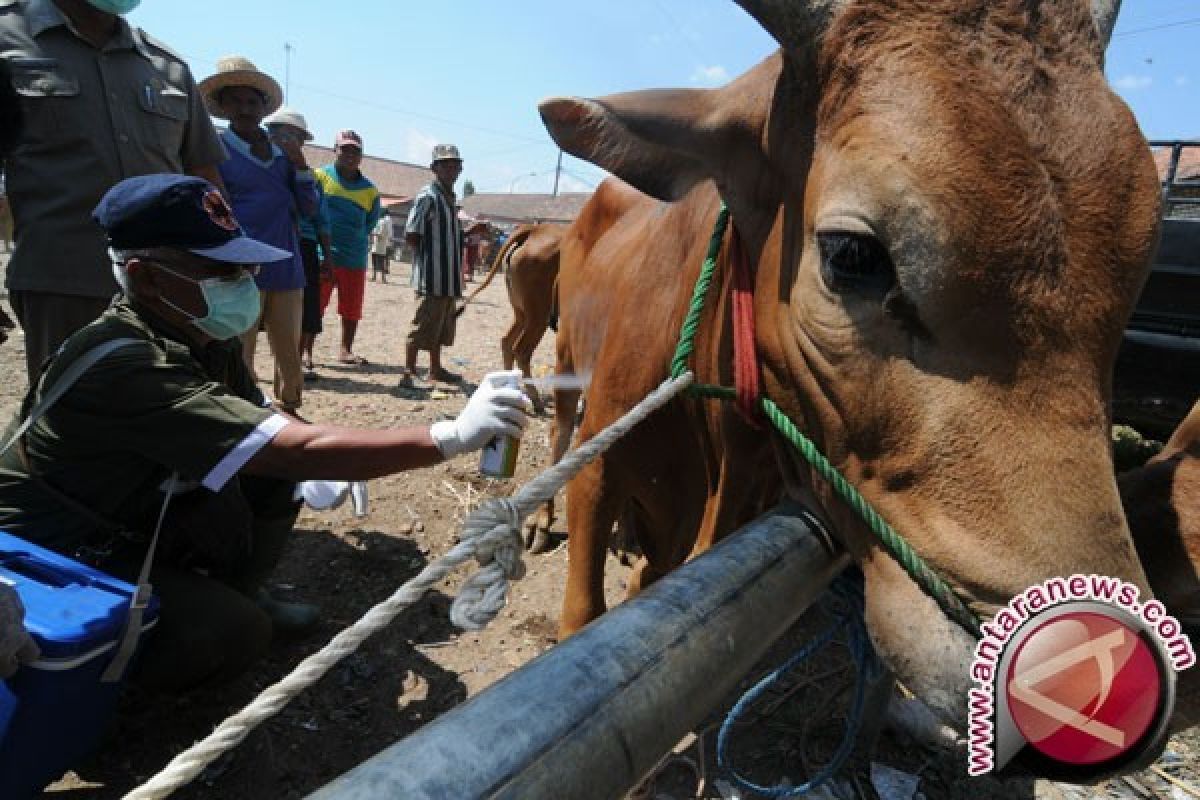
[1091, 0, 1122, 48]
[732, 0, 841, 54]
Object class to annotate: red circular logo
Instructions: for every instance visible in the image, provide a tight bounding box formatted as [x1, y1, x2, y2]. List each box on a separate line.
[202, 189, 240, 232]
[1005, 612, 1162, 766]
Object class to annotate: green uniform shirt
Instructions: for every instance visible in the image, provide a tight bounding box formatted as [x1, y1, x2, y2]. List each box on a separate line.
[0, 0, 227, 297]
[0, 301, 284, 553]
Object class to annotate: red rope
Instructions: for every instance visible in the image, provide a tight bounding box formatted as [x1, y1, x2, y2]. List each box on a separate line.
[729, 225, 762, 427]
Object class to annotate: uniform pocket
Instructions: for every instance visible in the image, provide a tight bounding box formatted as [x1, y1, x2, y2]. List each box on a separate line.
[136, 78, 189, 158]
[7, 57, 80, 140]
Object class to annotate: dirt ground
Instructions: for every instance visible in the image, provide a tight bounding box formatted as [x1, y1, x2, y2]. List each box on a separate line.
[0, 256, 1196, 799]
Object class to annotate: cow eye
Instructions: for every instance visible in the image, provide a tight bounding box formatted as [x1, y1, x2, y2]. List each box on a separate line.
[816, 232, 895, 294]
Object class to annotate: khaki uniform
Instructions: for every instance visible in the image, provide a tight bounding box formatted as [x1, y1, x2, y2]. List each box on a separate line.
[0, 301, 299, 691]
[0, 0, 226, 371]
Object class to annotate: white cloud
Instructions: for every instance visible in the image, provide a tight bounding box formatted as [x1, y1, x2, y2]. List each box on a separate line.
[1113, 74, 1153, 91]
[400, 129, 440, 165]
[691, 64, 730, 86]
[1176, 75, 1191, 87]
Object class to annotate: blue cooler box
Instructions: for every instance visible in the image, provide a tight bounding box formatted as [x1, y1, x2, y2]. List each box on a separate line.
[0, 532, 159, 798]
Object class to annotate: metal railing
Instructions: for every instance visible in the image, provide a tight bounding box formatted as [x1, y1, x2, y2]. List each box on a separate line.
[1150, 140, 1200, 218]
[308, 503, 849, 800]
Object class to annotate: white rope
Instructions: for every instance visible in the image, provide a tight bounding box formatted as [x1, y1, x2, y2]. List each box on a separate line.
[123, 371, 696, 799]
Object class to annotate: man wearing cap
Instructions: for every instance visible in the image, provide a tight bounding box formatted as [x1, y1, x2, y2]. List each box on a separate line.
[315, 130, 382, 366]
[0, 0, 227, 380]
[265, 109, 332, 382]
[401, 144, 465, 387]
[199, 58, 317, 412]
[0, 174, 531, 691]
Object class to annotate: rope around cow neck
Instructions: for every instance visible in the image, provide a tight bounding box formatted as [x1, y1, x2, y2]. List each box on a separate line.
[123, 372, 695, 800]
[671, 204, 982, 639]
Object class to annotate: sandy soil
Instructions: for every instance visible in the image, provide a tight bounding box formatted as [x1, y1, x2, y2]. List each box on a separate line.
[0, 257, 1194, 799]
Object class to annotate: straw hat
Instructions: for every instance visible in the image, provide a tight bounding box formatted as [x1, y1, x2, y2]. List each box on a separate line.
[198, 56, 283, 120]
[263, 107, 313, 141]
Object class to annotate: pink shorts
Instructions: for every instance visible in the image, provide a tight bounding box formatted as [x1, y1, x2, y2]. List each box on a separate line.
[319, 266, 367, 321]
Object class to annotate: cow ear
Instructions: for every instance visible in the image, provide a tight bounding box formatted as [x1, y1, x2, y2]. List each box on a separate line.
[539, 89, 729, 203]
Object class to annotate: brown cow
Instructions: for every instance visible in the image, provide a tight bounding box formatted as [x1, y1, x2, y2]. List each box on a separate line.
[461, 223, 565, 414]
[1120, 401, 1200, 730]
[1123, 400, 1200, 629]
[538, 0, 1160, 740]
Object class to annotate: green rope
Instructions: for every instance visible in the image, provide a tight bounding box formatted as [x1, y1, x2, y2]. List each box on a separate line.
[670, 205, 729, 380]
[671, 212, 982, 639]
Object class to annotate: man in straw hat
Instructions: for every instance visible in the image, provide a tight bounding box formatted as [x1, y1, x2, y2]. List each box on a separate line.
[264, 108, 332, 382]
[200, 57, 318, 413]
[0, 173, 532, 691]
[400, 144, 465, 388]
[0, 0, 227, 379]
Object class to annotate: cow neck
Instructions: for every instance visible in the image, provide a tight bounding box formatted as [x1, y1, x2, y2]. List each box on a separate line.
[670, 204, 982, 639]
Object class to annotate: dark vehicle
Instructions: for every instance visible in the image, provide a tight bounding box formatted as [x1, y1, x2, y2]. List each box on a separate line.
[1112, 140, 1200, 439]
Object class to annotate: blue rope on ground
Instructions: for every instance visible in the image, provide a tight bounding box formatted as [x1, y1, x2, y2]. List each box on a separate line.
[716, 573, 882, 798]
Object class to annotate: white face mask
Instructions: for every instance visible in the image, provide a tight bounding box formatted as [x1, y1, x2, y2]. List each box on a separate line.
[151, 264, 261, 340]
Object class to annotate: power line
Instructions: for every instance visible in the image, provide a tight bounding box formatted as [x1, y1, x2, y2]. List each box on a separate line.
[1114, 16, 1200, 38]
[558, 168, 601, 189]
[293, 82, 550, 145]
[650, 0, 708, 66]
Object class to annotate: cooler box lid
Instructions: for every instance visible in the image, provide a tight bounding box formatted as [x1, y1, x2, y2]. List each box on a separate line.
[0, 532, 160, 661]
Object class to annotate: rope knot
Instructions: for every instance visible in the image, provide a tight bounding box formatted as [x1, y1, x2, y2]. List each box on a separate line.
[449, 498, 527, 630]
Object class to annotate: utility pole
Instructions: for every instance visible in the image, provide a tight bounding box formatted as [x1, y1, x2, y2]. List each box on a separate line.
[552, 150, 563, 197]
[284, 42, 293, 104]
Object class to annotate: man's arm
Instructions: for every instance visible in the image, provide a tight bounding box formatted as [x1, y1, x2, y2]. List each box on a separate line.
[188, 163, 228, 196]
[318, 232, 334, 275]
[244, 371, 531, 481]
[177, 61, 228, 193]
[404, 192, 429, 250]
[244, 423, 444, 480]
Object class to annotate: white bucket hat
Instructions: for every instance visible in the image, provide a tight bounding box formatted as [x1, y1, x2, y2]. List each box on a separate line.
[263, 107, 314, 141]
[198, 56, 284, 120]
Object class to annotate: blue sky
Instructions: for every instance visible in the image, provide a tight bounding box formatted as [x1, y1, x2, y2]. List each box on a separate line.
[126, 1, 1198, 195]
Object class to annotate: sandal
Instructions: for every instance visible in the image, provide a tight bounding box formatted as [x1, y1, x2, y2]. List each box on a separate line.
[337, 354, 369, 366]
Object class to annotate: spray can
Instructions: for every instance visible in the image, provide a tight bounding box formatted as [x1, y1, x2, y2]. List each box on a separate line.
[350, 481, 369, 517]
[479, 372, 522, 479]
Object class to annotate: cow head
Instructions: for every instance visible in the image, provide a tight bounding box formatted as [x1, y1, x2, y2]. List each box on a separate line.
[539, 0, 1161, 729]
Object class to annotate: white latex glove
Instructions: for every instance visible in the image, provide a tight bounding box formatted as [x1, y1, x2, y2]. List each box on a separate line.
[430, 370, 532, 459]
[295, 480, 351, 510]
[0, 582, 38, 678]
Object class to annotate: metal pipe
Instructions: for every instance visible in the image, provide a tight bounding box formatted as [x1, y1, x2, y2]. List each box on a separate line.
[308, 502, 848, 800]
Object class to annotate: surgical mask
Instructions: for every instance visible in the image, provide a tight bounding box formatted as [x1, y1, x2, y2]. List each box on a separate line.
[154, 264, 261, 340]
[86, 0, 142, 13]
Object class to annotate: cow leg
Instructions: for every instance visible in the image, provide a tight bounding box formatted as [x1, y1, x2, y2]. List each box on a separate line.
[515, 305, 553, 414]
[500, 316, 522, 372]
[560, 455, 623, 637]
[526, 387, 581, 553]
[517, 340, 544, 414]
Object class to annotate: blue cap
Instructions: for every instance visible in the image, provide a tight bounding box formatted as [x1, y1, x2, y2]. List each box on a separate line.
[92, 174, 291, 264]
